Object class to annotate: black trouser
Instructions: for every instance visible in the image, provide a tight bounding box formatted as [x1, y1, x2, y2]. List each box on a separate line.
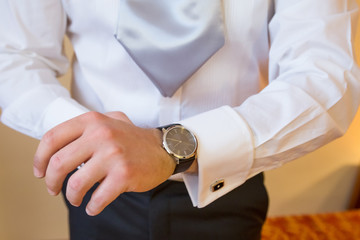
[62, 173, 268, 240]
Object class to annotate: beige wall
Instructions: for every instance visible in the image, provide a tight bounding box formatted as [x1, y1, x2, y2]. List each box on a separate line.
[0, 125, 69, 240]
[2, 22, 360, 240]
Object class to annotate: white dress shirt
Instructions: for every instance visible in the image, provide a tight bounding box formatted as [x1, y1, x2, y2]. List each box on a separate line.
[1, 0, 360, 208]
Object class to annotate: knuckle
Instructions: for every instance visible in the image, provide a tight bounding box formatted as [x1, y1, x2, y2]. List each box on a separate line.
[42, 130, 56, 146]
[89, 124, 117, 143]
[49, 154, 65, 172]
[98, 125, 116, 140]
[91, 195, 106, 209]
[67, 175, 84, 192]
[115, 111, 127, 119]
[107, 144, 125, 157]
[106, 111, 125, 118]
[115, 162, 135, 180]
[83, 111, 103, 122]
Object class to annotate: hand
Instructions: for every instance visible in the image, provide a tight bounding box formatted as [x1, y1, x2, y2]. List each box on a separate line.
[33, 111, 175, 216]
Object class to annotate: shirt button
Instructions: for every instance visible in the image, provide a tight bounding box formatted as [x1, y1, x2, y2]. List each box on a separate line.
[211, 179, 225, 192]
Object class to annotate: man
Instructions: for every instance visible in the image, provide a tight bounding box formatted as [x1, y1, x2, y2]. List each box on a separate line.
[1, 0, 360, 239]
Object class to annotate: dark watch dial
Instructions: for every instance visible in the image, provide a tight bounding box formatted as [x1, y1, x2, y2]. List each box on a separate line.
[164, 126, 197, 158]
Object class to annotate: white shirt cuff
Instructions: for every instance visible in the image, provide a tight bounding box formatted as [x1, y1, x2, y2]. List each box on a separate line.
[40, 97, 89, 135]
[179, 105, 255, 208]
[1, 85, 89, 139]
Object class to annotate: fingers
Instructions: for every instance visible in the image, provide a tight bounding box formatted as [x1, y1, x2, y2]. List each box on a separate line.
[34, 111, 130, 179]
[65, 157, 106, 207]
[33, 111, 168, 216]
[33, 116, 86, 178]
[45, 136, 93, 196]
[85, 173, 126, 216]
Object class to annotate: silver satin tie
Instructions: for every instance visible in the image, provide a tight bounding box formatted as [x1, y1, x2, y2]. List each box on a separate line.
[114, 0, 225, 97]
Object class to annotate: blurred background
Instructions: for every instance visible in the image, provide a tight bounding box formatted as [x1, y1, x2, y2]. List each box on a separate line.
[1, 14, 360, 240]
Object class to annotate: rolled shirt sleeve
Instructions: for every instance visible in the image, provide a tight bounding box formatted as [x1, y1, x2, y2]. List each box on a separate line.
[180, 0, 360, 208]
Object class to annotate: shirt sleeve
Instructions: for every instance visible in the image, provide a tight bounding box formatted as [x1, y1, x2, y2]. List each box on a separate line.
[0, 0, 88, 139]
[180, 0, 360, 208]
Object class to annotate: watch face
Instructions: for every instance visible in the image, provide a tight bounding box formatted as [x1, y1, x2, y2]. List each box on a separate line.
[164, 126, 197, 159]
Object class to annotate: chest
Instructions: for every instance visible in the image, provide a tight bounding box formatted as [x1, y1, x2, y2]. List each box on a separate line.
[62, 0, 274, 44]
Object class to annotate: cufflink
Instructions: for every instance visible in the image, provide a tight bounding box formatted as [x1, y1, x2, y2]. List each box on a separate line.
[211, 179, 225, 192]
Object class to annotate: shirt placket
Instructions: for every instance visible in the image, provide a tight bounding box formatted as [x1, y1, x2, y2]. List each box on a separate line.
[158, 88, 182, 126]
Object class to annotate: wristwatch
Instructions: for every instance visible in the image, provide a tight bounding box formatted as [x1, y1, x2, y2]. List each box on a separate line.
[158, 124, 198, 175]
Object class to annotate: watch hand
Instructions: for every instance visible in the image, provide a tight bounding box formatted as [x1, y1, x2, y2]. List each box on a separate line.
[167, 138, 182, 143]
[182, 142, 194, 146]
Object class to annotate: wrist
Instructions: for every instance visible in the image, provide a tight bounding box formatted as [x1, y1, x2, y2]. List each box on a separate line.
[151, 128, 176, 174]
